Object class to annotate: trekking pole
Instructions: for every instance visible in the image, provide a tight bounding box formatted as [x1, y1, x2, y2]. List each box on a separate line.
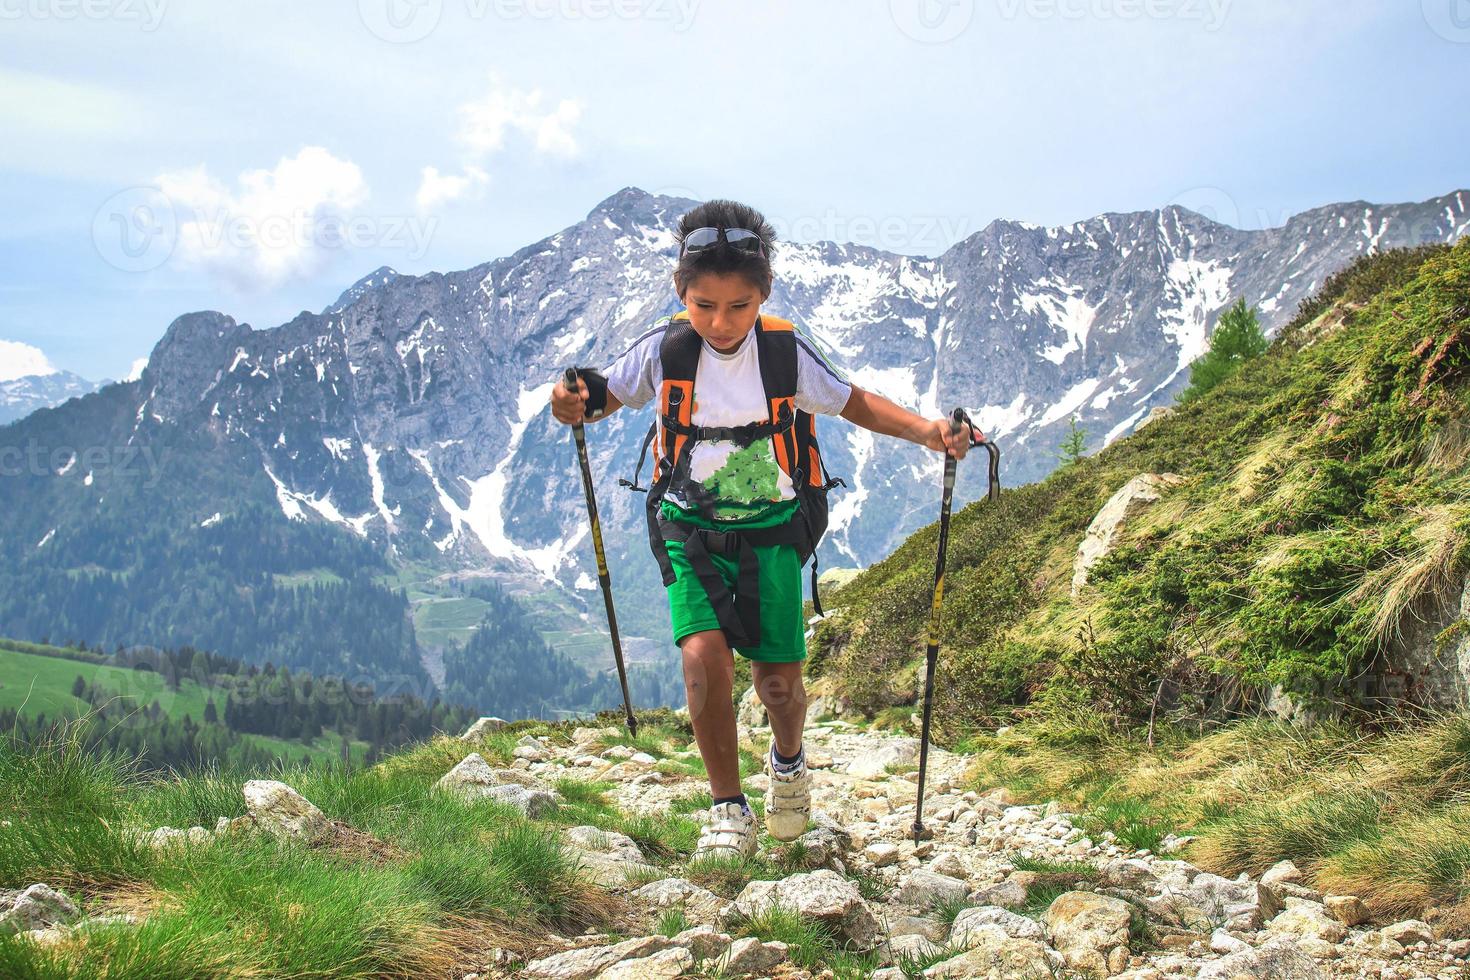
[912, 407, 1000, 842]
[564, 367, 638, 738]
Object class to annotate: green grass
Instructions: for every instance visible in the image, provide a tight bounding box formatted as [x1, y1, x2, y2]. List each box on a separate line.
[955, 710, 1470, 927]
[0, 721, 619, 976]
[1009, 856, 1099, 880]
[270, 568, 345, 588]
[812, 241, 1470, 738]
[724, 905, 883, 980]
[0, 643, 366, 766]
[412, 595, 491, 646]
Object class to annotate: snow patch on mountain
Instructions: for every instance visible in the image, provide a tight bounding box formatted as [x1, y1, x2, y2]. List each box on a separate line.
[827, 427, 875, 562]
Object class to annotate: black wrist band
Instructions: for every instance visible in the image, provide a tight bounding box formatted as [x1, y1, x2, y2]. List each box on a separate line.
[574, 367, 609, 419]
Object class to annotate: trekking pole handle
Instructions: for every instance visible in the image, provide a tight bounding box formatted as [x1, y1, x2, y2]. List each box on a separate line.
[563, 367, 582, 413]
[949, 406, 1001, 501]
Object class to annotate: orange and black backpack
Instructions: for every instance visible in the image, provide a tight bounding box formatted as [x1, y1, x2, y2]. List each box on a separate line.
[621, 310, 847, 648]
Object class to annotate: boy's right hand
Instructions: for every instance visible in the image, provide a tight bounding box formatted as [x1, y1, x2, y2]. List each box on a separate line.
[551, 375, 588, 425]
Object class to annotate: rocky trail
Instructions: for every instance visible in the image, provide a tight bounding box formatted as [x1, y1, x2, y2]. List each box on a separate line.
[5, 703, 1466, 979]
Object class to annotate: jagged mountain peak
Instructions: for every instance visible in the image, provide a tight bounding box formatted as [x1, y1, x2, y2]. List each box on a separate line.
[324, 266, 403, 315]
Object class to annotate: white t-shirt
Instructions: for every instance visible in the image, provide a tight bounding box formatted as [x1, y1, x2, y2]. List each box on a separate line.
[603, 315, 853, 523]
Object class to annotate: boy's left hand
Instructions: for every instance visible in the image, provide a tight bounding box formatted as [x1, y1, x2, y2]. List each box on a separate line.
[925, 417, 985, 460]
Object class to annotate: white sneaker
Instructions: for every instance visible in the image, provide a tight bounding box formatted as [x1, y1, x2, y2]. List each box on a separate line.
[764, 744, 811, 842]
[694, 801, 758, 860]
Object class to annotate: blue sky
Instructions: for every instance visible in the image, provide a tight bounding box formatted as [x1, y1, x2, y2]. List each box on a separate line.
[1, 0, 1466, 381]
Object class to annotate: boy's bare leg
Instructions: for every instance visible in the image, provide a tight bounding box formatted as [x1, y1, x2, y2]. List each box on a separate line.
[752, 660, 807, 758]
[680, 629, 742, 799]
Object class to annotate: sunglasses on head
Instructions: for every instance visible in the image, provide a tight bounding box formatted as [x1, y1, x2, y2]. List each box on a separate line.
[679, 226, 765, 258]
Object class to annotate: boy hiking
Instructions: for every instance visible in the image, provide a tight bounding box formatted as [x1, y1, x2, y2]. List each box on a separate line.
[550, 199, 983, 859]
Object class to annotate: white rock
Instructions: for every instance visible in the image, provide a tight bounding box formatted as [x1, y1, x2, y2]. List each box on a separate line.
[923, 928, 1064, 978]
[242, 779, 332, 843]
[522, 935, 674, 980]
[846, 738, 921, 779]
[1072, 473, 1185, 595]
[629, 878, 725, 923]
[896, 868, 969, 907]
[865, 841, 900, 867]
[596, 946, 693, 980]
[724, 869, 882, 948]
[1267, 901, 1348, 943]
[1196, 935, 1326, 979]
[0, 884, 79, 935]
[1210, 928, 1252, 954]
[1042, 890, 1134, 977]
[1380, 919, 1434, 945]
[950, 905, 1045, 946]
[670, 925, 732, 960]
[716, 936, 788, 974]
[460, 716, 509, 741]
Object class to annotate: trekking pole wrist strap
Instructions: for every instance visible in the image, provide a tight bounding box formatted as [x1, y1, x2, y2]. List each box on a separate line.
[569, 367, 609, 419]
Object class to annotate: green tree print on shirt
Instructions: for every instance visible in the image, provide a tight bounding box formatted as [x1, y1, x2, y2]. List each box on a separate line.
[702, 440, 782, 519]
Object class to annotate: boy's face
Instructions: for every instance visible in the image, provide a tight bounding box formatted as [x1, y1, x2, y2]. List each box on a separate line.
[679, 271, 764, 355]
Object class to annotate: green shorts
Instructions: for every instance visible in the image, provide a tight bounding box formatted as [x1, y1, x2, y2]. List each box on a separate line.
[662, 500, 808, 664]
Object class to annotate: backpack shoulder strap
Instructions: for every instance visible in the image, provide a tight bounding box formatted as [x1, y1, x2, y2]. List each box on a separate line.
[754, 314, 799, 480]
[655, 312, 702, 480]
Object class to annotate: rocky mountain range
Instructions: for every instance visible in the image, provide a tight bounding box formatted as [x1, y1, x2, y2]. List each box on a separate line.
[0, 370, 103, 425]
[3, 186, 1467, 670]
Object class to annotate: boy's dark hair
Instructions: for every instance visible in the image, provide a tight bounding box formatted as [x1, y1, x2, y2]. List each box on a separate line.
[673, 199, 777, 299]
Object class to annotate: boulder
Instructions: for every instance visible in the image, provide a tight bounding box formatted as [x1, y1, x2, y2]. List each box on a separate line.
[596, 947, 694, 980]
[737, 685, 767, 728]
[1042, 890, 1133, 977]
[460, 717, 509, 741]
[670, 925, 733, 960]
[1196, 935, 1326, 979]
[950, 905, 1046, 946]
[562, 826, 657, 887]
[629, 878, 726, 924]
[724, 869, 883, 948]
[967, 879, 1028, 909]
[897, 869, 970, 908]
[1322, 895, 1370, 927]
[1380, 919, 1433, 945]
[0, 885, 79, 935]
[521, 935, 674, 980]
[242, 780, 332, 843]
[716, 936, 789, 974]
[1072, 473, 1185, 595]
[922, 926, 1064, 978]
[1266, 900, 1347, 943]
[845, 738, 921, 779]
[435, 753, 561, 816]
[1144, 871, 1266, 931]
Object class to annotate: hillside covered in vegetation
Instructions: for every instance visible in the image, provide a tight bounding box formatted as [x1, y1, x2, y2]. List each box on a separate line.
[811, 240, 1470, 738]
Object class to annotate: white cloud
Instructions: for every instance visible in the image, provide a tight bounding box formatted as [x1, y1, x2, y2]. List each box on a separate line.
[456, 75, 583, 159]
[416, 74, 583, 212]
[416, 164, 490, 211]
[124, 357, 149, 382]
[0, 340, 57, 382]
[155, 146, 369, 292]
